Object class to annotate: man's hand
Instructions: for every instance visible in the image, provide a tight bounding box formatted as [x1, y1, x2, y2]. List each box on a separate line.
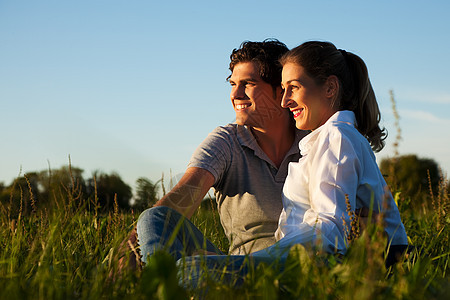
[112, 226, 142, 281]
[154, 167, 215, 219]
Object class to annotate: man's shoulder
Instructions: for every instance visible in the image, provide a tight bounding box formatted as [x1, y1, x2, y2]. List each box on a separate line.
[194, 123, 242, 151]
[207, 123, 250, 142]
[212, 123, 240, 135]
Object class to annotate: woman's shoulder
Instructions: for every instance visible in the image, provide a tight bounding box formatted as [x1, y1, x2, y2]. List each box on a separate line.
[319, 117, 368, 150]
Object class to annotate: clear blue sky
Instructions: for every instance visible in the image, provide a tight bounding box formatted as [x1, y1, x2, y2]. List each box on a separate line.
[1, 0, 449, 191]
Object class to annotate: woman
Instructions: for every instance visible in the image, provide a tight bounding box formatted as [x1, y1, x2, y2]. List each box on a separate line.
[266, 41, 408, 255]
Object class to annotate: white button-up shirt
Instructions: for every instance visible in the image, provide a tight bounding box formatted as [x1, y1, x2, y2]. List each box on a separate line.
[275, 111, 408, 254]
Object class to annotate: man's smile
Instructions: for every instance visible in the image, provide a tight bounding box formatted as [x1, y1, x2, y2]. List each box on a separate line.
[235, 103, 252, 111]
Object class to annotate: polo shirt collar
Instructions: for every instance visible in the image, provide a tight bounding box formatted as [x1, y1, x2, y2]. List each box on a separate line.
[236, 124, 307, 168]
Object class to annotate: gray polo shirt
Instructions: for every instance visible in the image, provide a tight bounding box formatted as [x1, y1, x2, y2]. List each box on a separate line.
[188, 124, 307, 254]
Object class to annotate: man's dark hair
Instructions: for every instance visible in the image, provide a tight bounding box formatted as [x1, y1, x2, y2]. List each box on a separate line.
[227, 39, 289, 89]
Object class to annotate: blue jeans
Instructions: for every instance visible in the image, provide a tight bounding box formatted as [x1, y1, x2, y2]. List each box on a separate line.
[177, 253, 288, 289]
[136, 206, 289, 288]
[136, 206, 224, 263]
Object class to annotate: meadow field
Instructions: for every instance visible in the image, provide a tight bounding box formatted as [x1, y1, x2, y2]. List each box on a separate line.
[0, 170, 448, 299]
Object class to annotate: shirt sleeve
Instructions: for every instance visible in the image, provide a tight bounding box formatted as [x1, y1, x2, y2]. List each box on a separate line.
[187, 126, 233, 186]
[304, 128, 362, 253]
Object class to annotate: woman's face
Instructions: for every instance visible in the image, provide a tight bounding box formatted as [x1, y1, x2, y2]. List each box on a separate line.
[281, 63, 336, 131]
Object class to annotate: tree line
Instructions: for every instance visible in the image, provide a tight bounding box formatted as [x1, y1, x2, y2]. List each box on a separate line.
[0, 166, 160, 217]
[1, 154, 448, 216]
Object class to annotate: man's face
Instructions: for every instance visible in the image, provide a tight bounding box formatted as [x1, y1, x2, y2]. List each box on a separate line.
[229, 62, 284, 129]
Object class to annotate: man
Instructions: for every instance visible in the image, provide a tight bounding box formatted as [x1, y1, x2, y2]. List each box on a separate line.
[135, 39, 308, 264]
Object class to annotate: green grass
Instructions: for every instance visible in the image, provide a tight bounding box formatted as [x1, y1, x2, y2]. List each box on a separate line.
[0, 178, 449, 299]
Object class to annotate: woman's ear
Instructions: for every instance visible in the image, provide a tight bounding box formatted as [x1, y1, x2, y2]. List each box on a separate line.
[325, 75, 339, 99]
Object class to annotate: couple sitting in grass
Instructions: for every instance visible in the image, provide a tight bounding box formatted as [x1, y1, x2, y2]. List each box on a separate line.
[133, 39, 408, 285]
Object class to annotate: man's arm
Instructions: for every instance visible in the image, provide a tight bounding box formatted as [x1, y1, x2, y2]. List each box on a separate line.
[115, 167, 214, 274]
[154, 167, 215, 219]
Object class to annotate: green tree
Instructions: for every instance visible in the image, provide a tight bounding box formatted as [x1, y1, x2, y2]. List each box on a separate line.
[134, 177, 160, 210]
[38, 166, 86, 207]
[380, 154, 440, 210]
[87, 171, 132, 210]
[0, 173, 40, 217]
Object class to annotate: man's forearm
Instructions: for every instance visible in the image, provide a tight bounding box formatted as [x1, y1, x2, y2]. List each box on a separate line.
[153, 167, 215, 219]
[154, 187, 203, 218]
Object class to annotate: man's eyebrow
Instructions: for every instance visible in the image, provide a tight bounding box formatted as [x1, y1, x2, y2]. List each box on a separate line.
[234, 77, 259, 83]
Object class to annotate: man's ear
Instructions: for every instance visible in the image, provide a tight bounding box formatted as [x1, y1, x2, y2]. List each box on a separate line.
[325, 75, 339, 99]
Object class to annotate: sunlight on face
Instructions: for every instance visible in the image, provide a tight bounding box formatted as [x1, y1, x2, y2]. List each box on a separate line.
[281, 63, 335, 130]
[229, 62, 284, 129]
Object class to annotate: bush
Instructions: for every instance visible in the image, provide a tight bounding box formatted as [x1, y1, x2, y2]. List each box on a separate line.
[380, 154, 441, 212]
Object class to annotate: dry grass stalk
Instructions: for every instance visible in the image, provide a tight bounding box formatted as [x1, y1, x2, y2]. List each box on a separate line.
[24, 174, 36, 214]
[389, 90, 401, 158]
[344, 194, 360, 244]
[432, 169, 449, 231]
[428, 169, 436, 215]
[388, 90, 401, 190]
[161, 172, 166, 196]
[114, 193, 120, 227]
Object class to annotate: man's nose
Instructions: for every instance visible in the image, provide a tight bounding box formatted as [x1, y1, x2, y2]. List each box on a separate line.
[231, 85, 245, 100]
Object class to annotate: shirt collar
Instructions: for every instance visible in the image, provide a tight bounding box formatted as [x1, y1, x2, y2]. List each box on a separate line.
[299, 110, 356, 155]
[236, 125, 259, 150]
[236, 124, 307, 167]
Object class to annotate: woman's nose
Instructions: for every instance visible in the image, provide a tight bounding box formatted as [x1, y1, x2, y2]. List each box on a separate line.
[281, 90, 291, 108]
